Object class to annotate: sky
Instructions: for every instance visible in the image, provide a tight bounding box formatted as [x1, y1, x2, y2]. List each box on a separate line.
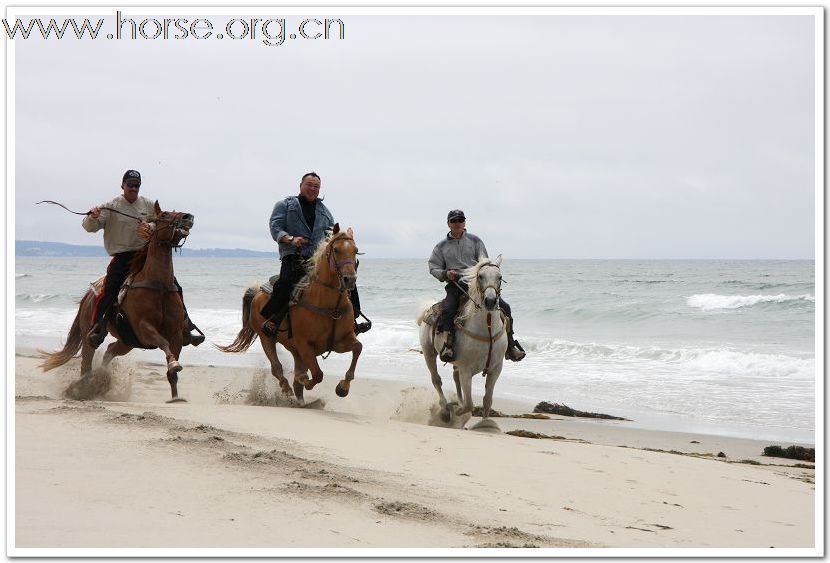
[11, 9, 818, 259]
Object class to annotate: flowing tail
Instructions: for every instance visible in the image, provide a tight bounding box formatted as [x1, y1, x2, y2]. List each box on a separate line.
[38, 293, 89, 371]
[214, 286, 259, 353]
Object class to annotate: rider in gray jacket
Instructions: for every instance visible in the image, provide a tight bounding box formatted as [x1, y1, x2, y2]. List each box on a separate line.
[428, 209, 525, 363]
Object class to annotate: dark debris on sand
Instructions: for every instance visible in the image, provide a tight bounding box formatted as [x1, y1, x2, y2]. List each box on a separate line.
[763, 445, 815, 463]
[533, 401, 629, 421]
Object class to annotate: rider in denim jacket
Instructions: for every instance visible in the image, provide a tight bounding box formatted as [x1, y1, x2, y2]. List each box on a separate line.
[260, 172, 370, 337]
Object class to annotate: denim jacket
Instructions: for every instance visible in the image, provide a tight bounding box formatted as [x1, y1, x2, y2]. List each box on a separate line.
[269, 196, 335, 259]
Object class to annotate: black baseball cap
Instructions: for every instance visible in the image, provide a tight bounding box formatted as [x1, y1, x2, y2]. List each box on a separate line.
[447, 209, 465, 221]
[122, 170, 141, 184]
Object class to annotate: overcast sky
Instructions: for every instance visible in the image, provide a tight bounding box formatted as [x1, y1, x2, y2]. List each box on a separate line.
[12, 11, 817, 258]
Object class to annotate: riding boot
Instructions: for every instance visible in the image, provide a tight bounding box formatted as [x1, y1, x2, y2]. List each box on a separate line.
[439, 326, 456, 362]
[506, 331, 526, 362]
[182, 315, 205, 347]
[353, 309, 372, 335]
[87, 318, 108, 350]
[262, 306, 288, 339]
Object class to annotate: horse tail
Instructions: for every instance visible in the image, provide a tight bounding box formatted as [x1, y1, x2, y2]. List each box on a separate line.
[38, 293, 88, 372]
[214, 286, 259, 353]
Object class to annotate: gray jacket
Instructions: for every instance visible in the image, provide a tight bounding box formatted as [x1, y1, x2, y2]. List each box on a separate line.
[269, 196, 335, 259]
[428, 231, 488, 282]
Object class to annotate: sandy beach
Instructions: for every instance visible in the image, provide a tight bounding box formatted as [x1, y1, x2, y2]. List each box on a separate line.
[11, 348, 817, 554]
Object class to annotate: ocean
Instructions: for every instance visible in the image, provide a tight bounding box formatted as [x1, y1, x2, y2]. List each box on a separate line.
[14, 256, 816, 443]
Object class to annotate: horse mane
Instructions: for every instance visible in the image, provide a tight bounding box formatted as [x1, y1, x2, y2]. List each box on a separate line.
[458, 257, 495, 320]
[294, 230, 352, 291]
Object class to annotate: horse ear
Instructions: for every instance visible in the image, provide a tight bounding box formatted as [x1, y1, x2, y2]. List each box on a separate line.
[347, 227, 353, 238]
[332, 223, 340, 234]
[494, 254, 502, 266]
[154, 201, 161, 217]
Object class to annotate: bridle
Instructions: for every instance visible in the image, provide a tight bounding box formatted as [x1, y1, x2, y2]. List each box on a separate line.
[455, 263, 502, 310]
[149, 212, 192, 249]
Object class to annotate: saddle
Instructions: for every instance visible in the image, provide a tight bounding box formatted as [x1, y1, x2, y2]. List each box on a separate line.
[422, 295, 470, 329]
[89, 275, 134, 307]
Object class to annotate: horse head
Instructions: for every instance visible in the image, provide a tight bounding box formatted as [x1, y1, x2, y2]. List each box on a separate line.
[150, 201, 194, 248]
[469, 255, 502, 311]
[324, 223, 359, 291]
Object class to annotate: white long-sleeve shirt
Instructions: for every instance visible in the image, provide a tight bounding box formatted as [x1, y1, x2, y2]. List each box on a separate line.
[82, 195, 155, 255]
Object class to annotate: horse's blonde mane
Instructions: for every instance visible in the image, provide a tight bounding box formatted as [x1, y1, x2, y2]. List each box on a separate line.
[457, 257, 498, 320]
[294, 230, 353, 291]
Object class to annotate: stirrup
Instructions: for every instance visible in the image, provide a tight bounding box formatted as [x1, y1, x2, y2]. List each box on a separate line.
[354, 321, 372, 335]
[506, 340, 526, 362]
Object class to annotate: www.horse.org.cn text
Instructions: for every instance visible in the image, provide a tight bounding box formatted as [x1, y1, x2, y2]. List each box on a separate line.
[2, 12, 346, 47]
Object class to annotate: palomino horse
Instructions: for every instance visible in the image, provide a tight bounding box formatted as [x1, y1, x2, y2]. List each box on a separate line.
[39, 202, 194, 402]
[216, 224, 363, 403]
[417, 257, 508, 431]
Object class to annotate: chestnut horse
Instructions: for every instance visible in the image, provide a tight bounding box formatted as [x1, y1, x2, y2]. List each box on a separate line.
[39, 202, 194, 402]
[216, 224, 363, 403]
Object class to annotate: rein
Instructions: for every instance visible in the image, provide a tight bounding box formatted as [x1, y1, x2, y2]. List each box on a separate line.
[36, 200, 145, 221]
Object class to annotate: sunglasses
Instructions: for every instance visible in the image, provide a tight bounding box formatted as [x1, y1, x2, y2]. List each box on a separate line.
[125, 183, 141, 189]
[449, 217, 465, 224]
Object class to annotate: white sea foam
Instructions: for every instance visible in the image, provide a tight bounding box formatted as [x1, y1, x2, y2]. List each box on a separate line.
[687, 293, 814, 311]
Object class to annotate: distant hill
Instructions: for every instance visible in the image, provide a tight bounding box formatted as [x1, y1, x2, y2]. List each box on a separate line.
[15, 240, 273, 258]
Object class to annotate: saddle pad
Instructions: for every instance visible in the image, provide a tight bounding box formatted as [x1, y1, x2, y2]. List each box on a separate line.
[260, 274, 280, 294]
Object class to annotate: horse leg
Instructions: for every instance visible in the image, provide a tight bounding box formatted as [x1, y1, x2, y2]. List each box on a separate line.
[423, 340, 451, 422]
[101, 340, 133, 370]
[260, 339, 291, 395]
[452, 365, 463, 405]
[294, 344, 324, 391]
[288, 349, 308, 402]
[457, 369, 474, 417]
[335, 339, 362, 398]
[80, 339, 95, 377]
[136, 323, 182, 400]
[471, 367, 502, 432]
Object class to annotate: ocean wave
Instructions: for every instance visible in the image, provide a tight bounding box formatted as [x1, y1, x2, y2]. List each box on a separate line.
[15, 273, 31, 279]
[687, 293, 814, 311]
[16, 292, 61, 303]
[520, 338, 813, 378]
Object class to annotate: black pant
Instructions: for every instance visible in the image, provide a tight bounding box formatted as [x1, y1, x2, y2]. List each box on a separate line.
[93, 251, 190, 328]
[93, 251, 136, 326]
[438, 281, 513, 332]
[260, 254, 363, 320]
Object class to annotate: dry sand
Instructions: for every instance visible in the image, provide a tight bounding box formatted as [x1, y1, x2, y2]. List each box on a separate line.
[11, 350, 817, 554]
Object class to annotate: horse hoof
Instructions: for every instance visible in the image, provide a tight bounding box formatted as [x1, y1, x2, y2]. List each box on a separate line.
[335, 382, 349, 398]
[440, 408, 451, 423]
[166, 397, 187, 404]
[167, 361, 182, 374]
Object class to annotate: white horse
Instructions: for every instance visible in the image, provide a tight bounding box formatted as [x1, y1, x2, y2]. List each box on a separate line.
[416, 256, 508, 431]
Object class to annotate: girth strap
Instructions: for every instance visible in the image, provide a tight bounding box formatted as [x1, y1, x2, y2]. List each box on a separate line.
[295, 292, 350, 359]
[128, 281, 179, 292]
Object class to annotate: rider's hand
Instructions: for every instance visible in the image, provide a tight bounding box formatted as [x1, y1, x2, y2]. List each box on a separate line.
[88, 206, 101, 219]
[293, 236, 307, 248]
[137, 221, 153, 239]
[447, 270, 458, 282]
